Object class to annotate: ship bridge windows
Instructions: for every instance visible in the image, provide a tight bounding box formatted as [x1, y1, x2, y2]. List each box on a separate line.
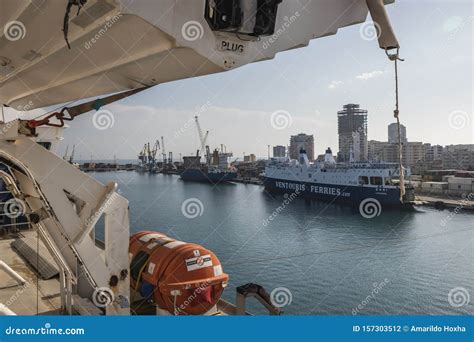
[359, 176, 369, 185]
[370, 176, 383, 186]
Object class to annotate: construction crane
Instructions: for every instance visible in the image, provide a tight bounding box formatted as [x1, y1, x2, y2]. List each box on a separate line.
[195, 116, 210, 164]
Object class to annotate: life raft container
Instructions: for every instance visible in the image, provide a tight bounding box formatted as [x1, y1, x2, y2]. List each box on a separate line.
[129, 231, 228, 315]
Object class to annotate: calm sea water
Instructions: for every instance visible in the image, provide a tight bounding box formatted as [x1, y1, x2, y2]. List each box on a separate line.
[92, 172, 473, 315]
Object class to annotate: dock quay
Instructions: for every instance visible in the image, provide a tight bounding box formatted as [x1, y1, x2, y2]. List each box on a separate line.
[415, 194, 474, 211]
[80, 163, 137, 172]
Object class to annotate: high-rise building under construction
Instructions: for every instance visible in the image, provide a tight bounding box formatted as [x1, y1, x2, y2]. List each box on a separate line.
[337, 104, 368, 162]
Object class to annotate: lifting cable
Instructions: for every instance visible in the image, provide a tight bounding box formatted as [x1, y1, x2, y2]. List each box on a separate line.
[365, 0, 406, 202]
[387, 50, 406, 202]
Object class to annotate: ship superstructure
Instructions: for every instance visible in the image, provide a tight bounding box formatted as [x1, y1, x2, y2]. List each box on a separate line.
[180, 117, 237, 183]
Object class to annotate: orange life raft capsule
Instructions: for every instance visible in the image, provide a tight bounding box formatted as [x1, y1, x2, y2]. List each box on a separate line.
[129, 231, 229, 315]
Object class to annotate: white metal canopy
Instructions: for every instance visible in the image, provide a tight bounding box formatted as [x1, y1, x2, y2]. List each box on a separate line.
[1, 0, 394, 110]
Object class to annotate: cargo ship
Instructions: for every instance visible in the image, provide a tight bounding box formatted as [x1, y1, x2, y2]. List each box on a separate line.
[180, 116, 237, 183]
[264, 148, 415, 208]
[180, 152, 237, 183]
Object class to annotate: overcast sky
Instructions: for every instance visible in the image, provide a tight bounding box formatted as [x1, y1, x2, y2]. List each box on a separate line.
[5, 0, 473, 161]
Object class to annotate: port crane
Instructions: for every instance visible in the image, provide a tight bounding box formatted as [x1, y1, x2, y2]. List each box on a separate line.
[195, 116, 210, 164]
[147, 140, 160, 172]
[138, 144, 148, 168]
[0, 0, 400, 315]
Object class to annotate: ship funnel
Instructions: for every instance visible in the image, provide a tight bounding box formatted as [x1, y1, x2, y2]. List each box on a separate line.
[299, 148, 310, 166]
[324, 147, 336, 164]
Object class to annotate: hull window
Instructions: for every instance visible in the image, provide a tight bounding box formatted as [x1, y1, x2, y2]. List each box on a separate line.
[370, 176, 383, 186]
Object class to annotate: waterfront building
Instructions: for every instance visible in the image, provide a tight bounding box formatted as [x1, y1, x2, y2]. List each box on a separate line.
[273, 145, 286, 158]
[442, 144, 474, 170]
[337, 104, 368, 162]
[289, 133, 314, 161]
[423, 143, 443, 161]
[244, 154, 257, 163]
[388, 122, 407, 144]
[367, 140, 423, 168]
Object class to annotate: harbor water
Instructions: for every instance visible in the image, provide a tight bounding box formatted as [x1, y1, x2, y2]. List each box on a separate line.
[92, 172, 473, 315]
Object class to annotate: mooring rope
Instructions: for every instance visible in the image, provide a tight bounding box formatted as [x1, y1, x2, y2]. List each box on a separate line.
[386, 49, 405, 202]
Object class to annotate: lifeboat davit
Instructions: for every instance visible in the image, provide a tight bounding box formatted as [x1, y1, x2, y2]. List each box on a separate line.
[129, 231, 229, 315]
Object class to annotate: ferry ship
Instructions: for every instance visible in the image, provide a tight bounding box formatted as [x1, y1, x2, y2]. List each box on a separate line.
[264, 148, 415, 208]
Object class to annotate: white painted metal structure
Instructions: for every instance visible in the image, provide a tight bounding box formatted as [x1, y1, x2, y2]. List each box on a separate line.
[0, 0, 398, 315]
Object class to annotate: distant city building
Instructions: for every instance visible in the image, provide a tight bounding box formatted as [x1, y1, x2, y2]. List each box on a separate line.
[337, 104, 368, 162]
[273, 145, 286, 158]
[368, 140, 423, 168]
[442, 145, 474, 170]
[244, 154, 256, 163]
[368, 140, 391, 162]
[388, 122, 407, 144]
[403, 142, 424, 167]
[289, 133, 314, 161]
[423, 143, 443, 161]
[316, 154, 325, 162]
[370, 142, 474, 174]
